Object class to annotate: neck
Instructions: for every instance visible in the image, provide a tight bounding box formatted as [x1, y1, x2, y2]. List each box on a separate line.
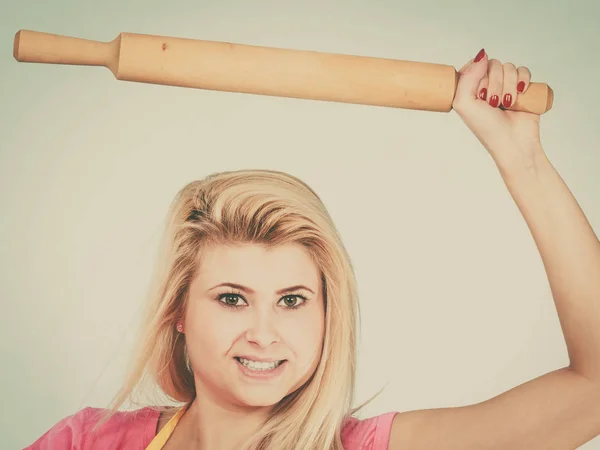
[180, 395, 271, 450]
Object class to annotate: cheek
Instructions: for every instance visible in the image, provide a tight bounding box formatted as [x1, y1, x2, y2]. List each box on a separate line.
[186, 302, 241, 356]
[283, 308, 325, 360]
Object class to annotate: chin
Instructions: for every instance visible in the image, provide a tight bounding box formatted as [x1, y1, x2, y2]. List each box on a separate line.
[236, 391, 286, 408]
[229, 377, 301, 409]
[230, 378, 310, 410]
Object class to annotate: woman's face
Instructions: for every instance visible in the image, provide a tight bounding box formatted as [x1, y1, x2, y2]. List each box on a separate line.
[184, 242, 325, 410]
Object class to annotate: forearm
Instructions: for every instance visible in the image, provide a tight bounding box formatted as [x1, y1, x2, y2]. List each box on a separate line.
[498, 147, 600, 382]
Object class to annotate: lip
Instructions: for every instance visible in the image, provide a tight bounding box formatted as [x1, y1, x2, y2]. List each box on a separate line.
[236, 355, 287, 363]
[235, 358, 287, 380]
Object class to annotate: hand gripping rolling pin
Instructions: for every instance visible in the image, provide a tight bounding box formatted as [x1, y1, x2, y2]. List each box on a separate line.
[13, 30, 553, 115]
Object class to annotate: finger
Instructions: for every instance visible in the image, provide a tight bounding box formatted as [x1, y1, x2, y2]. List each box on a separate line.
[477, 74, 489, 101]
[458, 60, 471, 74]
[458, 48, 485, 74]
[517, 66, 532, 93]
[487, 59, 503, 108]
[458, 58, 477, 74]
[501, 62, 517, 109]
[455, 49, 488, 104]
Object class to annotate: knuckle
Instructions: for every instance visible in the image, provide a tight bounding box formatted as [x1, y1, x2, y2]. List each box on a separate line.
[518, 66, 532, 77]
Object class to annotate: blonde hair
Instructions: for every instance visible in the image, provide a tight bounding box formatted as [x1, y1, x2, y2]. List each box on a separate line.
[105, 169, 361, 449]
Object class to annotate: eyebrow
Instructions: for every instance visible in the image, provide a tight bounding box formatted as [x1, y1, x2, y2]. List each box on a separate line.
[208, 282, 315, 295]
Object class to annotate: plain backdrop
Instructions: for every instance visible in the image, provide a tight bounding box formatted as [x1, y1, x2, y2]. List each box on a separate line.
[2, 0, 599, 448]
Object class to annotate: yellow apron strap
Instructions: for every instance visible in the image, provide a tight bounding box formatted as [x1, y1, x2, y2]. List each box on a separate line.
[145, 405, 188, 450]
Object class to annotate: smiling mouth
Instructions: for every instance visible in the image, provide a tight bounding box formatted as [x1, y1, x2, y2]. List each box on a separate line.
[234, 357, 286, 371]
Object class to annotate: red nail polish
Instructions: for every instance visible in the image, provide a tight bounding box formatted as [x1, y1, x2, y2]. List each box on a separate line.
[479, 88, 487, 100]
[517, 81, 525, 93]
[503, 93, 512, 108]
[474, 49, 485, 63]
[489, 95, 499, 108]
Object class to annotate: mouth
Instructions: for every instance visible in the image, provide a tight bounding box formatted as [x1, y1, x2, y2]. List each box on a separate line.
[234, 357, 287, 372]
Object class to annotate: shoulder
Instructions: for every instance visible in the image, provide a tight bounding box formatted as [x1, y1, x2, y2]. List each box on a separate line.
[25, 406, 161, 450]
[341, 412, 398, 450]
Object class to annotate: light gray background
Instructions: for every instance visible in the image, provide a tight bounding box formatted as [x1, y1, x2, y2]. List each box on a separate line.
[2, 0, 599, 448]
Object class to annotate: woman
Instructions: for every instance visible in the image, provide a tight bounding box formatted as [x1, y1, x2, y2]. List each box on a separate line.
[26, 49, 600, 449]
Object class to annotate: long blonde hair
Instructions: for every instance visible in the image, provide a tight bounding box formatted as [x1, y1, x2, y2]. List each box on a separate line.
[106, 169, 361, 449]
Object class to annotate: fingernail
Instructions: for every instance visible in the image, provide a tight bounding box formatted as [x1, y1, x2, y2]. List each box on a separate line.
[517, 81, 526, 93]
[474, 49, 485, 63]
[479, 88, 487, 100]
[503, 93, 512, 108]
[489, 95, 499, 108]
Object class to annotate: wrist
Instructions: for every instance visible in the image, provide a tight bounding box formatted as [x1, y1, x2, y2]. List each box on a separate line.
[494, 142, 549, 181]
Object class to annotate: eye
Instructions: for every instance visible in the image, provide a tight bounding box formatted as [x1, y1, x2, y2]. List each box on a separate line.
[217, 293, 247, 308]
[278, 295, 307, 309]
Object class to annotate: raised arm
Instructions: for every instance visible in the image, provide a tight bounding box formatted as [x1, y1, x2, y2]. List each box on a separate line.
[389, 49, 600, 450]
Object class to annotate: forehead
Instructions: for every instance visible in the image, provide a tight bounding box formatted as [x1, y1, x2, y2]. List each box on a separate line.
[195, 242, 320, 287]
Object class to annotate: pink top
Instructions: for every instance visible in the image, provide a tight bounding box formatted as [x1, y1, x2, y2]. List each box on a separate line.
[25, 407, 397, 450]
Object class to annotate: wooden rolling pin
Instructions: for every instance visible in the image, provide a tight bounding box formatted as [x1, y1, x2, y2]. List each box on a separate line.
[13, 29, 553, 114]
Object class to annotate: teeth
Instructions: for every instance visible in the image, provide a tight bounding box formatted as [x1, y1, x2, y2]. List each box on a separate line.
[237, 357, 283, 371]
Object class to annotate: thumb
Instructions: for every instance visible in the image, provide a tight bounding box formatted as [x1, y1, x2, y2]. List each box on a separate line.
[455, 49, 488, 101]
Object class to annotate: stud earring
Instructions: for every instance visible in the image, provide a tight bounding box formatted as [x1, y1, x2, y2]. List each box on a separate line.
[176, 322, 184, 333]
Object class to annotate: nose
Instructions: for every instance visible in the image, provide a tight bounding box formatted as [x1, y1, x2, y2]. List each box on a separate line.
[245, 309, 280, 348]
